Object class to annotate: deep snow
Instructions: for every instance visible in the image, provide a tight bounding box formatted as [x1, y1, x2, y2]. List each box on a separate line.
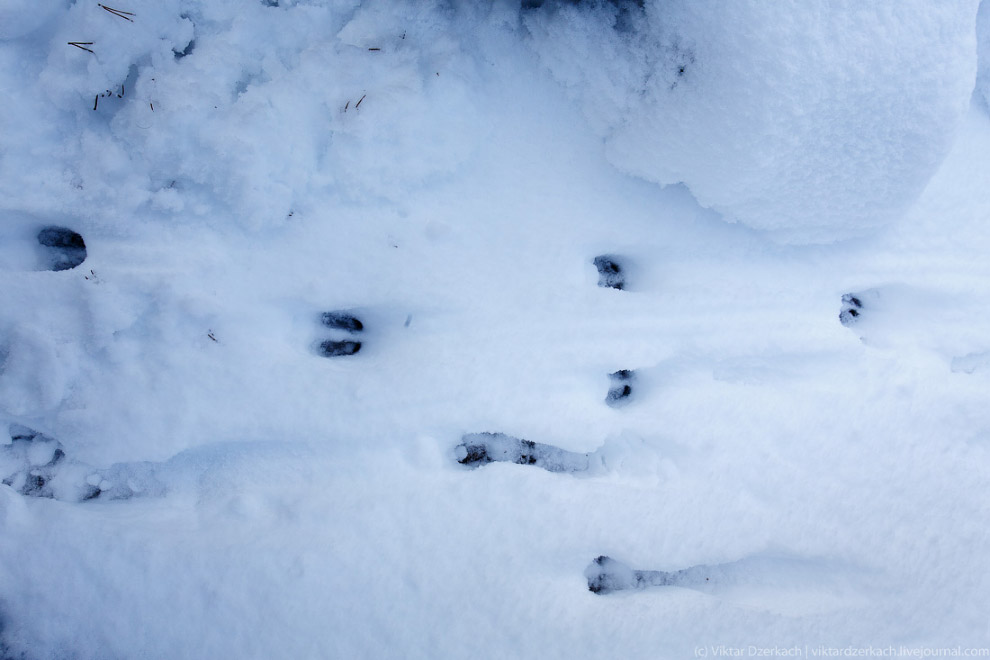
[3, 1, 990, 658]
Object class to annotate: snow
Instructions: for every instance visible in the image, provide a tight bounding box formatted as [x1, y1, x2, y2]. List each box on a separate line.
[527, 0, 980, 242]
[2, 1, 990, 658]
[979, 0, 990, 111]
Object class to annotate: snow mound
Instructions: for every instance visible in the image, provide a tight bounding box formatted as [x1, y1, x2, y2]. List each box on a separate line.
[526, 1, 979, 242]
[3, 1, 480, 232]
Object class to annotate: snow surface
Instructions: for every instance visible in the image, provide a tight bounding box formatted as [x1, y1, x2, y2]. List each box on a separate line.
[527, 0, 980, 242]
[2, 1, 990, 658]
[979, 0, 990, 112]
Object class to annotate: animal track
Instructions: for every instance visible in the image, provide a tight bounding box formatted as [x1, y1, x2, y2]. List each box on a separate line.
[1, 425, 67, 498]
[318, 310, 363, 357]
[319, 339, 361, 357]
[839, 293, 863, 326]
[1, 424, 99, 501]
[37, 226, 87, 271]
[593, 255, 625, 290]
[606, 369, 635, 406]
[1, 423, 164, 502]
[585, 555, 723, 595]
[455, 432, 600, 474]
[322, 311, 364, 333]
[584, 553, 868, 615]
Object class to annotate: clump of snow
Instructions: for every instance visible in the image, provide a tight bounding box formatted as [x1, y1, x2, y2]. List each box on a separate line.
[107, 1, 482, 230]
[525, 1, 980, 242]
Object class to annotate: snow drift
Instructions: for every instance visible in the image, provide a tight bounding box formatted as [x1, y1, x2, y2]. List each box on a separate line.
[526, 0, 980, 242]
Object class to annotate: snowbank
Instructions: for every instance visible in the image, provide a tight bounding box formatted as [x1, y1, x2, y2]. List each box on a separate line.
[526, 0, 980, 242]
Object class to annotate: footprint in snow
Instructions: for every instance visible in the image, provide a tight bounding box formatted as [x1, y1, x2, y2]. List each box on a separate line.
[1, 425, 68, 499]
[585, 555, 720, 595]
[606, 369, 635, 407]
[1, 423, 166, 502]
[37, 226, 87, 272]
[839, 292, 866, 327]
[585, 554, 870, 614]
[455, 432, 602, 474]
[593, 254, 626, 290]
[837, 285, 990, 360]
[318, 310, 363, 357]
[1, 424, 99, 501]
[0, 222, 88, 273]
[838, 288, 886, 344]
